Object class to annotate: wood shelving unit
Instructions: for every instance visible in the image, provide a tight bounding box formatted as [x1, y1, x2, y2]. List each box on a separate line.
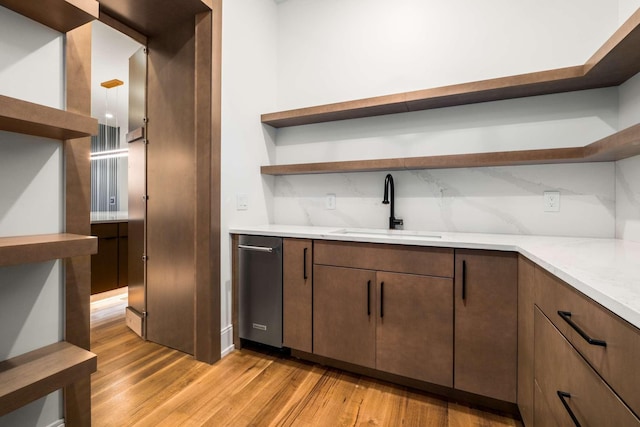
[262, 9, 640, 128]
[0, 234, 97, 267]
[0, 0, 98, 33]
[0, 4, 98, 421]
[0, 342, 97, 417]
[0, 95, 97, 140]
[261, 123, 640, 175]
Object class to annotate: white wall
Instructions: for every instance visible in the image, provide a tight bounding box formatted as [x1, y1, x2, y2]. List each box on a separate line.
[276, 0, 618, 109]
[91, 21, 142, 141]
[91, 21, 143, 213]
[0, 6, 65, 427]
[615, 2, 640, 242]
[270, 0, 622, 238]
[220, 0, 640, 355]
[616, 72, 640, 242]
[619, 0, 640, 23]
[220, 0, 279, 355]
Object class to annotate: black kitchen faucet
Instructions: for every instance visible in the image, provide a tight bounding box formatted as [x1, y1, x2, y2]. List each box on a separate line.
[382, 173, 403, 229]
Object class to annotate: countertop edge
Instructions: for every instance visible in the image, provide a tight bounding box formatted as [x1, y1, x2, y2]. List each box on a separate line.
[229, 225, 640, 330]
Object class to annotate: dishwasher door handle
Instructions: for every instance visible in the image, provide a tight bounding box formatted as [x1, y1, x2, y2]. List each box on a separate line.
[238, 244, 274, 253]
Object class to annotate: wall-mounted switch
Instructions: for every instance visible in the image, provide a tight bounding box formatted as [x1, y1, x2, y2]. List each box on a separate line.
[326, 193, 336, 210]
[543, 191, 560, 212]
[236, 193, 248, 211]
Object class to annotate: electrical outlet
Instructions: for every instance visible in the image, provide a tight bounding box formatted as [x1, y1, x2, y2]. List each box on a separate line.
[236, 193, 248, 211]
[326, 193, 336, 210]
[543, 191, 560, 212]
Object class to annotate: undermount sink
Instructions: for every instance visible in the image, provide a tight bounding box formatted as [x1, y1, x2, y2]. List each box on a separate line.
[329, 228, 441, 239]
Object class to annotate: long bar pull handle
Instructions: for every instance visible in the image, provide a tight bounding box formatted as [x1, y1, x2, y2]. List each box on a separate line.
[303, 247, 308, 280]
[238, 244, 274, 253]
[462, 260, 467, 300]
[367, 280, 371, 316]
[558, 311, 607, 347]
[557, 391, 582, 427]
[380, 281, 384, 318]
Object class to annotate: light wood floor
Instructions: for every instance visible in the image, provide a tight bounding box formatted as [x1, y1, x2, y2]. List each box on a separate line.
[90, 291, 523, 426]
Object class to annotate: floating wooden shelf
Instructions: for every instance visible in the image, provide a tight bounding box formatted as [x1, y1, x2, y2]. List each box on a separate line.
[262, 9, 640, 128]
[0, 233, 97, 267]
[0, 95, 98, 140]
[0, 0, 98, 33]
[261, 124, 640, 175]
[0, 342, 97, 417]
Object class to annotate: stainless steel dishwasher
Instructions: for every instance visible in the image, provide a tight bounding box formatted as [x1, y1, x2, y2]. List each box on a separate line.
[238, 235, 283, 348]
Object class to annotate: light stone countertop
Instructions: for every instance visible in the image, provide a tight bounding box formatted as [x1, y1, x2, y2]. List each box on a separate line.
[91, 211, 129, 224]
[229, 224, 640, 330]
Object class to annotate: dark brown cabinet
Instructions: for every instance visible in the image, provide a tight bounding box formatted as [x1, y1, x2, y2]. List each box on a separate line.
[313, 265, 376, 368]
[91, 221, 128, 294]
[532, 265, 640, 426]
[517, 256, 535, 426]
[376, 271, 453, 386]
[283, 238, 313, 353]
[454, 249, 518, 403]
[118, 222, 128, 287]
[312, 241, 455, 384]
[534, 307, 639, 426]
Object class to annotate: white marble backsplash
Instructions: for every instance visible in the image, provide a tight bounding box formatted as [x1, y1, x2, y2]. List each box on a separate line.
[274, 163, 616, 238]
[616, 155, 640, 242]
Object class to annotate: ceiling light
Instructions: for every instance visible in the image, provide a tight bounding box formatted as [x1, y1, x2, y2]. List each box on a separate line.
[91, 148, 128, 160]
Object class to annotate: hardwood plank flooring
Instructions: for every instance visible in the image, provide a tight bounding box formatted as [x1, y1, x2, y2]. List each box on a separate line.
[91, 291, 522, 426]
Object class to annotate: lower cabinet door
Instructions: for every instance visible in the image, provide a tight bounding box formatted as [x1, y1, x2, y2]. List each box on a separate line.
[313, 265, 376, 368]
[454, 249, 518, 402]
[534, 307, 640, 427]
[376, 272, 453, 387]
[283, 238, 313, 352]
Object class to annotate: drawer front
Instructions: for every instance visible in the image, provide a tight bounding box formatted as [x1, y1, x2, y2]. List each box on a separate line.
[534, 307, 640, 427]
[534, 379, 560, 427]
[91, 223, 118, 238]
[314, 240, 453, 278]
[535, 267, 640, 416]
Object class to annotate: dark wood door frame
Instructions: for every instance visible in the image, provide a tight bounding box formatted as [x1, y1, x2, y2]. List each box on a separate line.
[93, 1, 222, 362]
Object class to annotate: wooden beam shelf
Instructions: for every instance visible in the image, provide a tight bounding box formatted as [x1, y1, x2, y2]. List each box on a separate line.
[0, 95, 98, 140]
[261, 123, 640, 175]
[0, 342, 97, 417]
[262, 9, 640, 128]
[0, 233, 97, 267]
[0, 0, 98, 33]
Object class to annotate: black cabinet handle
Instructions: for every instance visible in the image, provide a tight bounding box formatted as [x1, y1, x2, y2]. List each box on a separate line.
[367, 280, 371, 316]
[557, 391, 581, 427]
[558, 311, 606, 347]
[380, 281, 384, 318]
[461, 260, 467, 300]
[303, 247, 308, 280]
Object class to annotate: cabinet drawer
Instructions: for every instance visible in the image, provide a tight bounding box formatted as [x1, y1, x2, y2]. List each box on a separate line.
[534, 308, 639, 426]
[314, 240, 453, 278]
[91, 223, 118, 238]
[535, 267, 640, 416]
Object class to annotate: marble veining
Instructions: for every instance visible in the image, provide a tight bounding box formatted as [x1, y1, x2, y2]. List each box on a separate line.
[616, 155, 640, 242]
[229, 224, 640, 330]
[274, 163, 616, 238]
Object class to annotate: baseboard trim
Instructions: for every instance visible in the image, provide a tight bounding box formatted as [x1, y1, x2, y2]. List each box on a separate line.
[221, 324, 234, 357]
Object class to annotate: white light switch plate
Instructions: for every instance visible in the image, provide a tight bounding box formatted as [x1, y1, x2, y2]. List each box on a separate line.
[236, 193, 248, 210]
[543, 191, 560, 212]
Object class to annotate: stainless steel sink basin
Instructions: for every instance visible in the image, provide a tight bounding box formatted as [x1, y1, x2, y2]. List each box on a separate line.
[329, 228, 441, 239]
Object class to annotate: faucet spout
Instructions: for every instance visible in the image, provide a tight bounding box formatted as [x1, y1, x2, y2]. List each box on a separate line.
[382, 174, 403, 229]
